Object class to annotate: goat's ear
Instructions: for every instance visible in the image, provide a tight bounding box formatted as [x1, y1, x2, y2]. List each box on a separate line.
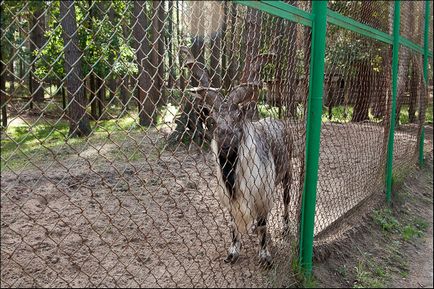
[229, 83, 261, 106]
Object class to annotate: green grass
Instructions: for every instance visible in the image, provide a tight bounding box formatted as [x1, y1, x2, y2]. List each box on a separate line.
[401, 217, 429, 241]
[322, 106, 353, 123]
[321, 102, 433, 124]
[353, 261, 385, 288]
[398, 104, 433, 125]
[372, 207, 428, 242]
[372, 208, 401, 233]
[1, 114, 146, 172]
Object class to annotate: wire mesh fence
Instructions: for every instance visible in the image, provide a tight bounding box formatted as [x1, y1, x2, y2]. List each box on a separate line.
[0, 0, 432, 288]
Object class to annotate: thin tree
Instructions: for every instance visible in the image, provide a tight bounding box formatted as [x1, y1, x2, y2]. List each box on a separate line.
[87, 0, 97, 119]
[133, 1, 157, 126]
[210, 2, 222, 88]
[408, 55, 420, 123]
[395, 1, 415, 125]
[151, 1, 165, 107]
[351, 4, 373, 122]
[30, 5, 46, 105]
[190, 1, 205, 87]
[223, 2, 237, 90]
[1, 58, 7, 129]
[167, 1, 175, 89]
[60, 0, 91, 137]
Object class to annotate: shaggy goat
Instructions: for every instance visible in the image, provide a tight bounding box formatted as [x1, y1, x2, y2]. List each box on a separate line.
[180, 46, 293, 266]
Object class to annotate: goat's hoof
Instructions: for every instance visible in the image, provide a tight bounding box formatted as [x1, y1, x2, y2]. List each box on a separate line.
[224, 252, 239, 264]
[259, 251, 273, 268]
[281, 224, 290, 237]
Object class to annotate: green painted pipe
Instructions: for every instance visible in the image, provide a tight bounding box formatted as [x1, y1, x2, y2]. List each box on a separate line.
[420, 1, 430, 166]
[299, 0, 328, 275]
[386, 1, 401, 203]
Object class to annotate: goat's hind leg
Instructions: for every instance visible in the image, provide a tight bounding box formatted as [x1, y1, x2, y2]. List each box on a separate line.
[257, 216, 272, 267]
[224, 217, 241, 264]
[282, 171, 292, 236]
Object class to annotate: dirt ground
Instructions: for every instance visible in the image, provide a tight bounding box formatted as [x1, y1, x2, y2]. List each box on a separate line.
[1, 120, 432, 287]
[314, 151, 433, 288]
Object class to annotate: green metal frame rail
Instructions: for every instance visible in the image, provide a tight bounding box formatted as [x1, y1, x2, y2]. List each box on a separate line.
[234, 0, 433, 276]
[386, 1, 401, 204]
[420, 0, 431, 166]
[299, 0, 327, 275]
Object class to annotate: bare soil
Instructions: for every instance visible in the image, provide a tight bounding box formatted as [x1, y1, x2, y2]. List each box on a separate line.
[1, 120, 432, 287]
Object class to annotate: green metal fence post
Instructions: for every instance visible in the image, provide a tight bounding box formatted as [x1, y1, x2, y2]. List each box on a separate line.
[299, 0, 327, 275]
[386, 1, 401, 204]
[420, 0, 430, 166]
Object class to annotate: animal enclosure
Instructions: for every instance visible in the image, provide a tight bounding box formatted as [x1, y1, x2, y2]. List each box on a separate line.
[1, 1, 433, 287]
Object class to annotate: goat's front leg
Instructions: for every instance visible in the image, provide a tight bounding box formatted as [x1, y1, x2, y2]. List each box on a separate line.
[224, 217, 241, 264]
[257, 216, 272, 267]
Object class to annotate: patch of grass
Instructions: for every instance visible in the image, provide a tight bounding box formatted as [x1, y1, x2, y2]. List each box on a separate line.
[322, 106, 353, 123]
[336, 264, 349, 278]
[372, 207, 428, 242]
[1, 114, 144, 172]
[372, 208, 400, 233]
[392, 168, 412, 188]
[353, 261, 385, 288]
[321, 105, 384, 123]
[401, 225, 422, 241]
[288, 255, 318, 288]
[398, 104, 433, 125]
[402, 217, 429, 241]
[258, 104, 281, 119]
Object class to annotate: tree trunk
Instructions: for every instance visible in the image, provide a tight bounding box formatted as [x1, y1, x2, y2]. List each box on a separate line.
[30, 7, 46, 104]
[167, 1, 175, 89]
[108, 5, 117, 101]
[152, 1, 165, 106]
[176, 0, 185, 91]
[239, 7, 262, 120]
[191, 1, 205, 87]
[133, 1, 158, 126]
[61, 82, 66, 111]
[1, 58, 7, 129]
[120, 75, 129, 114]
[89, 73, 97, 119]
[224, 3, 237, 90]
[210, 3, 222, 88]
[352, 59, 372, 122]
[408, 56, 419, 123]
[302, 2, 312, 116]
[9, 56, 14, 94]
[284, 3, 297, 117]
[395, 1, 414, 125]
[87, 0, 97, 120]
[352, 5, 374, 122]
[60, 0, 91, 137]
[240, 8, 262, 84]
[95, 76, 105, 118]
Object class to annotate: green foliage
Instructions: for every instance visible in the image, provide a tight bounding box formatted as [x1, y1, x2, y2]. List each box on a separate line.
[372, 208, 400, 233]
[372, 208, 428, 242]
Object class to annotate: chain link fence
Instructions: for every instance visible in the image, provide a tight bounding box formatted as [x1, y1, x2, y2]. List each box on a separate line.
[1, 0, 432, 287]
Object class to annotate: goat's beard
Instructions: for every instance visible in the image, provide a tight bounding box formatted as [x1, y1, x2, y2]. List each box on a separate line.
[218, 145, 238, 200]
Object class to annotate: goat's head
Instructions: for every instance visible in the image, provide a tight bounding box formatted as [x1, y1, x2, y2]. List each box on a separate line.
[180, 45, 276, 155]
